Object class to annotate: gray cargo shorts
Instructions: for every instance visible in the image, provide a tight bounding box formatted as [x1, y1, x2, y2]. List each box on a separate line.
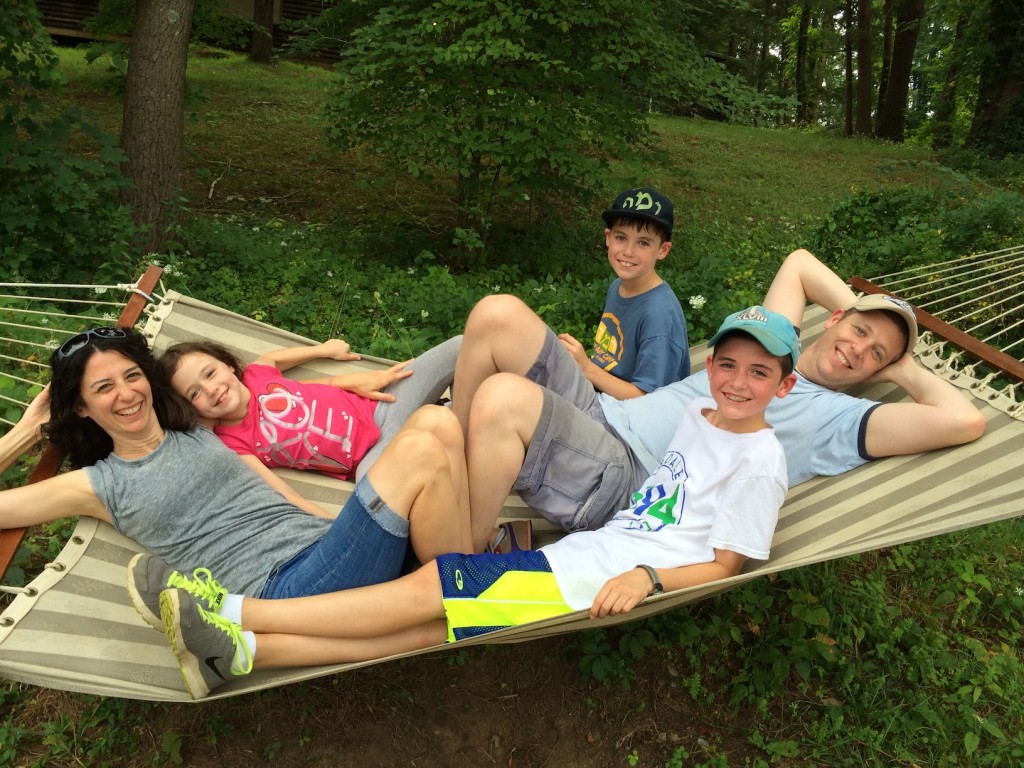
[514, 329, 646, 532]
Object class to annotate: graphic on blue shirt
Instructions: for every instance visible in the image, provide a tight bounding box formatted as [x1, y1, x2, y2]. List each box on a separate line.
[591, 312, 624, 371]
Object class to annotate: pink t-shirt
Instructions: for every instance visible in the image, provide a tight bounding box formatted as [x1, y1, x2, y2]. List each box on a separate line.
[215, 363, 380, 480]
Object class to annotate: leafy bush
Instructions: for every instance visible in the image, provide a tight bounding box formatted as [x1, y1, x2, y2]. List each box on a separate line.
[811, 182, 1024, 280]
[0, 3, 135, 284]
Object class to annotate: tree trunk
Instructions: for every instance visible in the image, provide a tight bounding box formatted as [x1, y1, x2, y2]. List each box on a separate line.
[843, 0, 854, 135]
[876, 0, 894, 118]
[795, 1, 812, 125]
[931, 12, 967, 150]
[965, 0, 1024, 152]
[854, 0, 873, 135]
[120, 0, 196, 254]
[250, 0, 274, 63]
[875, 0, 925, 142]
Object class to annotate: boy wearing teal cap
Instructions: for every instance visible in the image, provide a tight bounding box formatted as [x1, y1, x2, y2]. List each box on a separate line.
[155, 306, 798, 698]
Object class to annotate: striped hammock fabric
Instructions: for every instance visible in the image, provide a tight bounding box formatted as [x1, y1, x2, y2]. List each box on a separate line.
[0, 290, 1021, 702]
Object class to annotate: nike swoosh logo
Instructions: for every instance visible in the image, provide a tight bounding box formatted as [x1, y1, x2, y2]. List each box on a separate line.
[205, 656, 228, 680]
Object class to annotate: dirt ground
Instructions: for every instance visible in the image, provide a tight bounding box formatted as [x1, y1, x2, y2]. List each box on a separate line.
[17, 631, 761, 767]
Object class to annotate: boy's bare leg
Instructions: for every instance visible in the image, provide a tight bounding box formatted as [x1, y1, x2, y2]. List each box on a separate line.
[365, 411, 469, 562]
[252, 621, 448, 668]
[464, 372, 545, 552]
[452, 295, 552, 434]
[242, 559, 445, 639]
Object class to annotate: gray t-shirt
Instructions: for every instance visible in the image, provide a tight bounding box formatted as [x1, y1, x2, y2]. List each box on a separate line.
[85, 427, 330, 597]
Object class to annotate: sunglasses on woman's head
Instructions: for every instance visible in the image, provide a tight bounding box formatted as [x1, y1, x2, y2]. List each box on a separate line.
[56, 327, 128, 361]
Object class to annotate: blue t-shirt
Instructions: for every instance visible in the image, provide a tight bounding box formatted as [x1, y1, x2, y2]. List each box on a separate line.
[599, 370, 880, 487]
[589, 280, 690, 392]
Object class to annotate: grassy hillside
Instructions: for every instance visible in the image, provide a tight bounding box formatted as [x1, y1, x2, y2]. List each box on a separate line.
[3, 47, 1021, 768]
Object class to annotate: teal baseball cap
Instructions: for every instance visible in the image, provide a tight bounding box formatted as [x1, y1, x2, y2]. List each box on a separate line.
[708, 305, 801, 369]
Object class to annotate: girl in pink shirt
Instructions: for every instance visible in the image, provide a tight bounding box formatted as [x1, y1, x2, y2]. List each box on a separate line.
[162, 336, 460, 517]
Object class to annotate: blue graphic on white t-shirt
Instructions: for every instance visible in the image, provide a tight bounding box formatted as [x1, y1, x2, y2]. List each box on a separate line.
[625, 452, 688, 531]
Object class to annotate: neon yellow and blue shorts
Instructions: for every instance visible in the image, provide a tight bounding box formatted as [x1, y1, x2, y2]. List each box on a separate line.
[436, 551, 573, 642]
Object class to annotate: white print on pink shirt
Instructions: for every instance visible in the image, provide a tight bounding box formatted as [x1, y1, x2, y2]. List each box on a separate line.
[256, 383, 354, 473]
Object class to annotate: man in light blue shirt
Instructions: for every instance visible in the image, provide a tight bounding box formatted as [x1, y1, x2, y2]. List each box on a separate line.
[452, 249, 987, 552]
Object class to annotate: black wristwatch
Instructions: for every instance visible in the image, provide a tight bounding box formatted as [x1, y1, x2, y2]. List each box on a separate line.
[637, 564, 663, 596]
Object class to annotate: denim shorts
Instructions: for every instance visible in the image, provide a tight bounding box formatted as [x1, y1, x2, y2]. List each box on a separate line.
[515, 329, 645, 533]
[259, 475, 409, 599]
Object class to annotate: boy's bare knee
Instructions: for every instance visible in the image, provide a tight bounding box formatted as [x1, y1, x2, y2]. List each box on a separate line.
[469, 373, 541, 436]
[466, 294, 530, 337]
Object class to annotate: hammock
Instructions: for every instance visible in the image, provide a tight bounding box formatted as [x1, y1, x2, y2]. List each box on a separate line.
[0, 263, 1022, 702]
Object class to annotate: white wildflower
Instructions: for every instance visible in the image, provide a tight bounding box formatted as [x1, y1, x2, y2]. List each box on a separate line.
[327, 270, 334, 278]
[689, 295, 707, 310]
[396, 317, 404, 323]
[493, 285, 500, 292]
[407, 267, 416, 275]
[421, 310, 429, 319]
[94, 286, 108, 295]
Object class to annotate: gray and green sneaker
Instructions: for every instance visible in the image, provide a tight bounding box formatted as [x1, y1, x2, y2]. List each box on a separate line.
[161, 587, 253, 699]
[127, 552, 227, 630]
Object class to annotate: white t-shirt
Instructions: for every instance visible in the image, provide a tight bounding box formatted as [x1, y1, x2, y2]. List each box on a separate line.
[542, 398, 787, 610]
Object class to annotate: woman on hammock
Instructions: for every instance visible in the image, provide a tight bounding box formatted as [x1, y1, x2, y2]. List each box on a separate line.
[160, 335, 462, 518]
[0, 327, 471, 627]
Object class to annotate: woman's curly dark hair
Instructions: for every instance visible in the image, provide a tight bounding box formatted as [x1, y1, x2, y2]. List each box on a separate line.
[43, 327, 197, 468]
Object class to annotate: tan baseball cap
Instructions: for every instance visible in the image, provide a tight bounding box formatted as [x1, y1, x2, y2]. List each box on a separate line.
[850, 294, 918, 357]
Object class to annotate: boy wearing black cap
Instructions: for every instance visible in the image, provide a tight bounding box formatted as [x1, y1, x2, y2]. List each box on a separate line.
[557, 187, 690, 400]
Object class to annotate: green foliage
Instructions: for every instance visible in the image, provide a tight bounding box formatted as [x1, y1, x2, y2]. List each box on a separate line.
[320, 0, 711, 264]
[0, 2, 135, 284]
[812, 179, 1024, 279]
[592, 521, 1024, 767]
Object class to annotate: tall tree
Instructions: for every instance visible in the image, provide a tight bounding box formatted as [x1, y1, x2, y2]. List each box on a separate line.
[250, 0, 274, 63]
[120, 0, 196, 252]
[965, 0, 1024, 152]
[844, 0, 854, 135]
[854, 0, 873, 134]
[931, 10, 968, 149]
[877, 0, 895, 117]
[795, 1, 814, 124]
[875, 0, 926, 141]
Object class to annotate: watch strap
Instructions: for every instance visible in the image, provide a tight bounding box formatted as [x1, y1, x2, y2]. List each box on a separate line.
[637, 564, 663, 596]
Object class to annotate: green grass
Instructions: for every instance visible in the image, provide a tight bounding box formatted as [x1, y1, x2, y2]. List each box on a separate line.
[3, 44, 1023, 768]
[56, 46, 943, 244]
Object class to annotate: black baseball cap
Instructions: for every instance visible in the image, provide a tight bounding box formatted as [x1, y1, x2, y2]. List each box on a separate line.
[602, 187, 674, 240]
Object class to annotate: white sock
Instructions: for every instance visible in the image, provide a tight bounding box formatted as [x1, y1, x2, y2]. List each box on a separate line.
[219, 593, 244, 625]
